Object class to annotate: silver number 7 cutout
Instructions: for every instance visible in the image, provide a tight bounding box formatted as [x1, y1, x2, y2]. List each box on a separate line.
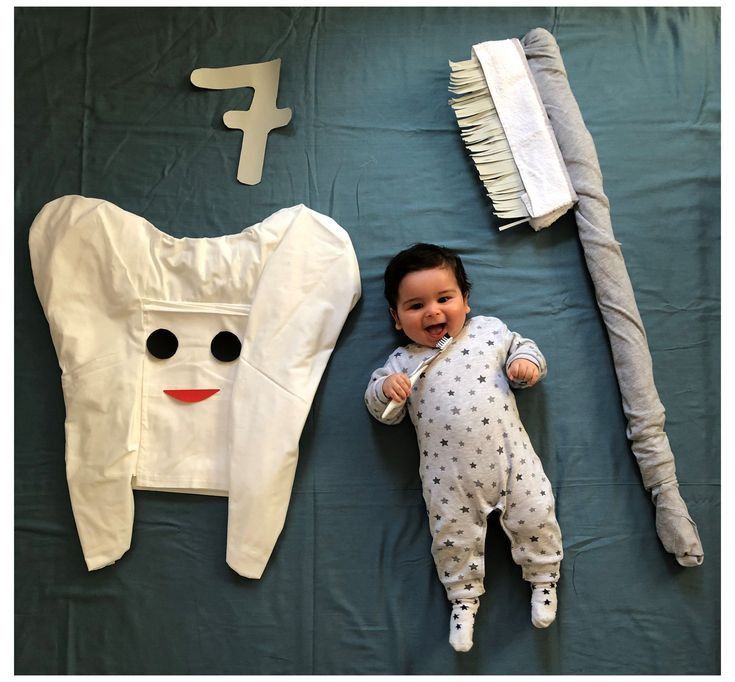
[191, 59, 292, 185]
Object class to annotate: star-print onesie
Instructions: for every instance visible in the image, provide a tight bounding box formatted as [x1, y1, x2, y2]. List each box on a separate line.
[365, 316, 563, 649]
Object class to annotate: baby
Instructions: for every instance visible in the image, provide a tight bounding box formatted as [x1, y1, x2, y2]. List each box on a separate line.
[364, 243, 563, 652]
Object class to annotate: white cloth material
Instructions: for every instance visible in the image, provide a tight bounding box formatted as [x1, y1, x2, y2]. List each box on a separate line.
[472, 38, 577, 230]
[29, 196, 361, 578]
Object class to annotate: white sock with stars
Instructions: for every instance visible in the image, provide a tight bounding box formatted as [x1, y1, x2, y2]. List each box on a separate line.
[530, 582, 557, 628]
[449, 598, 480, 652]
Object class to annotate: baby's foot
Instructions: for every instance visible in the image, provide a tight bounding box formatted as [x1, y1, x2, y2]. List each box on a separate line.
[449, 598, 479, 652]
[531, 582, 557, 628]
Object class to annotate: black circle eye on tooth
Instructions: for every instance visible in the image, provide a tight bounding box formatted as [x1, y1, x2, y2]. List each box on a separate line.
[146, 328, 178, 359]
[211, 331, 242, 362]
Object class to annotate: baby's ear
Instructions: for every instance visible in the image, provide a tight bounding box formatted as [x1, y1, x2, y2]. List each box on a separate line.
[390, 308, 402, 330]
[464, 293, 471, 314]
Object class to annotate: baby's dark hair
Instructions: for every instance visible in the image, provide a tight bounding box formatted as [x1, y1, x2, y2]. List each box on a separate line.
[384, 243, 471, 309]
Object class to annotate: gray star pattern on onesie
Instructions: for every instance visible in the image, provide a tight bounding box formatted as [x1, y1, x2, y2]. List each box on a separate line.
[365, 316, 563, 601]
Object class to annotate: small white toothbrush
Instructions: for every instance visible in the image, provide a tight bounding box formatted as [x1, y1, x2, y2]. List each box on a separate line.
[381, 334, 454, 420]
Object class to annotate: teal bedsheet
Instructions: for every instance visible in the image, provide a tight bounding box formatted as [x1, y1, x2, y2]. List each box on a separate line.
[14, 7, 720, 674]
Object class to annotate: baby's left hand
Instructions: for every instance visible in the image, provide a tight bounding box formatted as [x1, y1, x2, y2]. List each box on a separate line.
[507, 359, 540, 387]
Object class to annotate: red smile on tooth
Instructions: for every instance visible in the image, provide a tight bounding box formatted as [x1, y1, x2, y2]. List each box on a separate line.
[164, 389, 220, 403]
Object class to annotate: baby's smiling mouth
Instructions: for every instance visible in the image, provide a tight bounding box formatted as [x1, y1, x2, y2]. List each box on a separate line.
[164, 389, 220, 403]
[425, 323, 447, 338]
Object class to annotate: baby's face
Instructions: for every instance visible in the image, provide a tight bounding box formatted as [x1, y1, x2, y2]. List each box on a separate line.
[391, 266, 470, 347]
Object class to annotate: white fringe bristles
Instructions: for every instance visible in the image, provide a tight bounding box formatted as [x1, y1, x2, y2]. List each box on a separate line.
[449, 56, 531, 230]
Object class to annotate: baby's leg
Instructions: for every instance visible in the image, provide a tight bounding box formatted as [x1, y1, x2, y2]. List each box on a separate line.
[426, 496, 488, 652]
[499, 454, 563, 628]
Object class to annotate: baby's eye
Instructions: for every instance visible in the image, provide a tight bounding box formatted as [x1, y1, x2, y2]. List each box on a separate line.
[211, 331, 242, 362]
[438, 296, 451, 303]
[146, 328, 178, 359]
[409, 303, 423, 310]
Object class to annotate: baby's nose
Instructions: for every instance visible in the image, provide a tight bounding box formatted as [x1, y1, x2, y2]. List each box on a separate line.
[424, 305, 440, 317]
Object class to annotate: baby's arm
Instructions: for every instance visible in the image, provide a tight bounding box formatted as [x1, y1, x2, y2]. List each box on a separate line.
[503, 324, 548, 389]
[364, 354, 410, 425]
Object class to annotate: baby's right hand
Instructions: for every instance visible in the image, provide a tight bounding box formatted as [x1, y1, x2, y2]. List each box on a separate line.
[382, 372, 412, 402]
